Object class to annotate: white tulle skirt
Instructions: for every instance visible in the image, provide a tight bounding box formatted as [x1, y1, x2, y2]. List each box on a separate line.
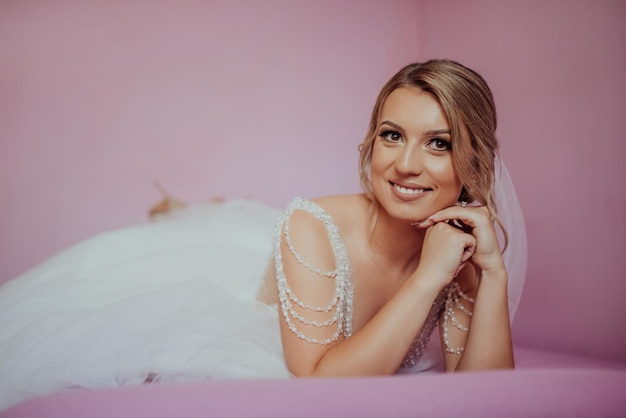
[0, 200, 292, 411]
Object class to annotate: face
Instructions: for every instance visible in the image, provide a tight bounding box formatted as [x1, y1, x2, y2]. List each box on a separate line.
[369, 87, 463, 223]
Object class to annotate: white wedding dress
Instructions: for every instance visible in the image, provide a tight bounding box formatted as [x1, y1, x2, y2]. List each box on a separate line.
[0, 159, 526, 412]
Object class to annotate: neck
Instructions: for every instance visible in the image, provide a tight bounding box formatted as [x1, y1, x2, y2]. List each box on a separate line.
[368, 204, 424, 272]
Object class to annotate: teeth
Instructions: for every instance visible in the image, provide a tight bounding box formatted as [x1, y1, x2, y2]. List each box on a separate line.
[394, 184, 424, 195]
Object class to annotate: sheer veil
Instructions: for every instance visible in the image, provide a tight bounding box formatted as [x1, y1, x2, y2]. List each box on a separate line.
[493, 156, 528, 322]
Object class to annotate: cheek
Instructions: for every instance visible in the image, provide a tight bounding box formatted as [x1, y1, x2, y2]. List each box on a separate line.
[430, 159, 462, 192]
[369, 144, 390, 175]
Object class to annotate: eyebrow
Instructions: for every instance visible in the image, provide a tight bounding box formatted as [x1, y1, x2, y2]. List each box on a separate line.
[380, 120, 403, 130]
[380, 120, 451, 136]
[423, 129, 451, 136]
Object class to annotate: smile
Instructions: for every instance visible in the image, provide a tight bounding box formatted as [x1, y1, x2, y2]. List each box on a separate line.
[391, 182, 431, 196]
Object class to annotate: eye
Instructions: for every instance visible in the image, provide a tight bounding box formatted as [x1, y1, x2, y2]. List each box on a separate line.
[379, 130, 403, 143]
[427, 138, 452, 151]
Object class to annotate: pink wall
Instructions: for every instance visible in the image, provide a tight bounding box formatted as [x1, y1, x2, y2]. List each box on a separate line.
[418, 0, 626, 361]
[0, 1, 418, 281]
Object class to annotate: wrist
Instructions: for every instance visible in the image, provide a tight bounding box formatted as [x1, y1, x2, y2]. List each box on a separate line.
[477, 264, 508, 283]
[409, 267, 450, 296]
[475, 255, 507, 276]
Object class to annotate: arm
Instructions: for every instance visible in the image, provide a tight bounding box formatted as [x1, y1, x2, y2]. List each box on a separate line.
[418, 206, 515, 372]
[454, 265, 513, 371]
[276, 203, 476, 377]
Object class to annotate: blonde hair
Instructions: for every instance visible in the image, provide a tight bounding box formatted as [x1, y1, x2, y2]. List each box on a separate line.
[359, 59, 508, 248]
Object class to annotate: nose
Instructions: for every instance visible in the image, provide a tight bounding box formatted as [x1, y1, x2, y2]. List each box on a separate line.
[394, 142, 423, 175]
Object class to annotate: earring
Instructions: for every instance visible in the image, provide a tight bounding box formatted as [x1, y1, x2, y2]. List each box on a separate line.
[459, 186, 472, 204]
[461, 201, 467, 208]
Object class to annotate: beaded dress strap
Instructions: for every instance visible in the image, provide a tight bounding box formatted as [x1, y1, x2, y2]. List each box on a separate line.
[401, 282, 474, 368]
[274, 198, 473, 363]
[441, 282, 474, 355]
[273, 197, 354, 345]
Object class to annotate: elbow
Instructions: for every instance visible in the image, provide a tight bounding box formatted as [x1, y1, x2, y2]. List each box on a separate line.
[287, 357, 327, 378]
[290, 368, 318, 378]
[287, 363, 317, 378]
[453, 360, 515, 373]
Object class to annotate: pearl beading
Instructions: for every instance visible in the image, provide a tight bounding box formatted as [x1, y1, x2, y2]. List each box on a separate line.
[274, 198, 353, 345]
[401, 289, 448, 368]
[273, 197, 473, 365]
[441, 282, 475, 355]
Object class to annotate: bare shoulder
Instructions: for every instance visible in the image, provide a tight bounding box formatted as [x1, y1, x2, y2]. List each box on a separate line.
[284, 194, 369, 259]
[310, 194, 372, 231]
[277, 194, 372, 275]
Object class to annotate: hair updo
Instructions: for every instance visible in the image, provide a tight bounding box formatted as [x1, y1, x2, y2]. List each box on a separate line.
[358, 59, 506, 246]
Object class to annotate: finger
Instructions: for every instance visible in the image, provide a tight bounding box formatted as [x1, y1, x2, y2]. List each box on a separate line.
[461, 245, 475, 264]
[414, 207, 483, 229]
[454, 260, 471, 278]
[440, 208, 499, 255]
[415, 217, 435, 229]
[426, 206, 492, 230]
[451, 219, 473, 234]
[461, 236, 476, 263]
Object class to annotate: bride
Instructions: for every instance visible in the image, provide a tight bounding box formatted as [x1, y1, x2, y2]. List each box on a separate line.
[258, 59, 516, 376]
[0, 59, 526, 410]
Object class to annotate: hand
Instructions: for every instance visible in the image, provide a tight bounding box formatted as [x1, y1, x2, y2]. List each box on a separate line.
[413, 221, 476, 290]
[416, 205, 505, 274]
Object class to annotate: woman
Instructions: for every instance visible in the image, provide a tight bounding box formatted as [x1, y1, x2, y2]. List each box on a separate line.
[0, 59, 521, 411]
[259, 59, 514, 375]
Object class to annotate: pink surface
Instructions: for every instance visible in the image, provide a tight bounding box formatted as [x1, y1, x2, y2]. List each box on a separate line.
[3, 367, 625, 418]
[2, 345, 624, 417]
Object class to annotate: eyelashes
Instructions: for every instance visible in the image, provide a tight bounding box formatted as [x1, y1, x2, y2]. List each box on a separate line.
[428, 138, 452, 151]
[377, 130, 452, 152]
[378, 130, 402, 143]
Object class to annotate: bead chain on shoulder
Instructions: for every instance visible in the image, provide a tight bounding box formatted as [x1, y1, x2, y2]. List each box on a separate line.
[274, 198, 353, 345]
[441, 282, 475, 355]
[274, 198, 472, 361]
[284, 220, 337, 278]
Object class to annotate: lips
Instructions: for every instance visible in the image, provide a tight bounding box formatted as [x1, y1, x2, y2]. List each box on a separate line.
[393, 184, 425, 195]
[390, 181, 432, 197]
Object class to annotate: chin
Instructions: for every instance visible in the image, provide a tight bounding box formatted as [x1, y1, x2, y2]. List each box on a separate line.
[378, 202, 432, 224]
[372, 184, 456, 223]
